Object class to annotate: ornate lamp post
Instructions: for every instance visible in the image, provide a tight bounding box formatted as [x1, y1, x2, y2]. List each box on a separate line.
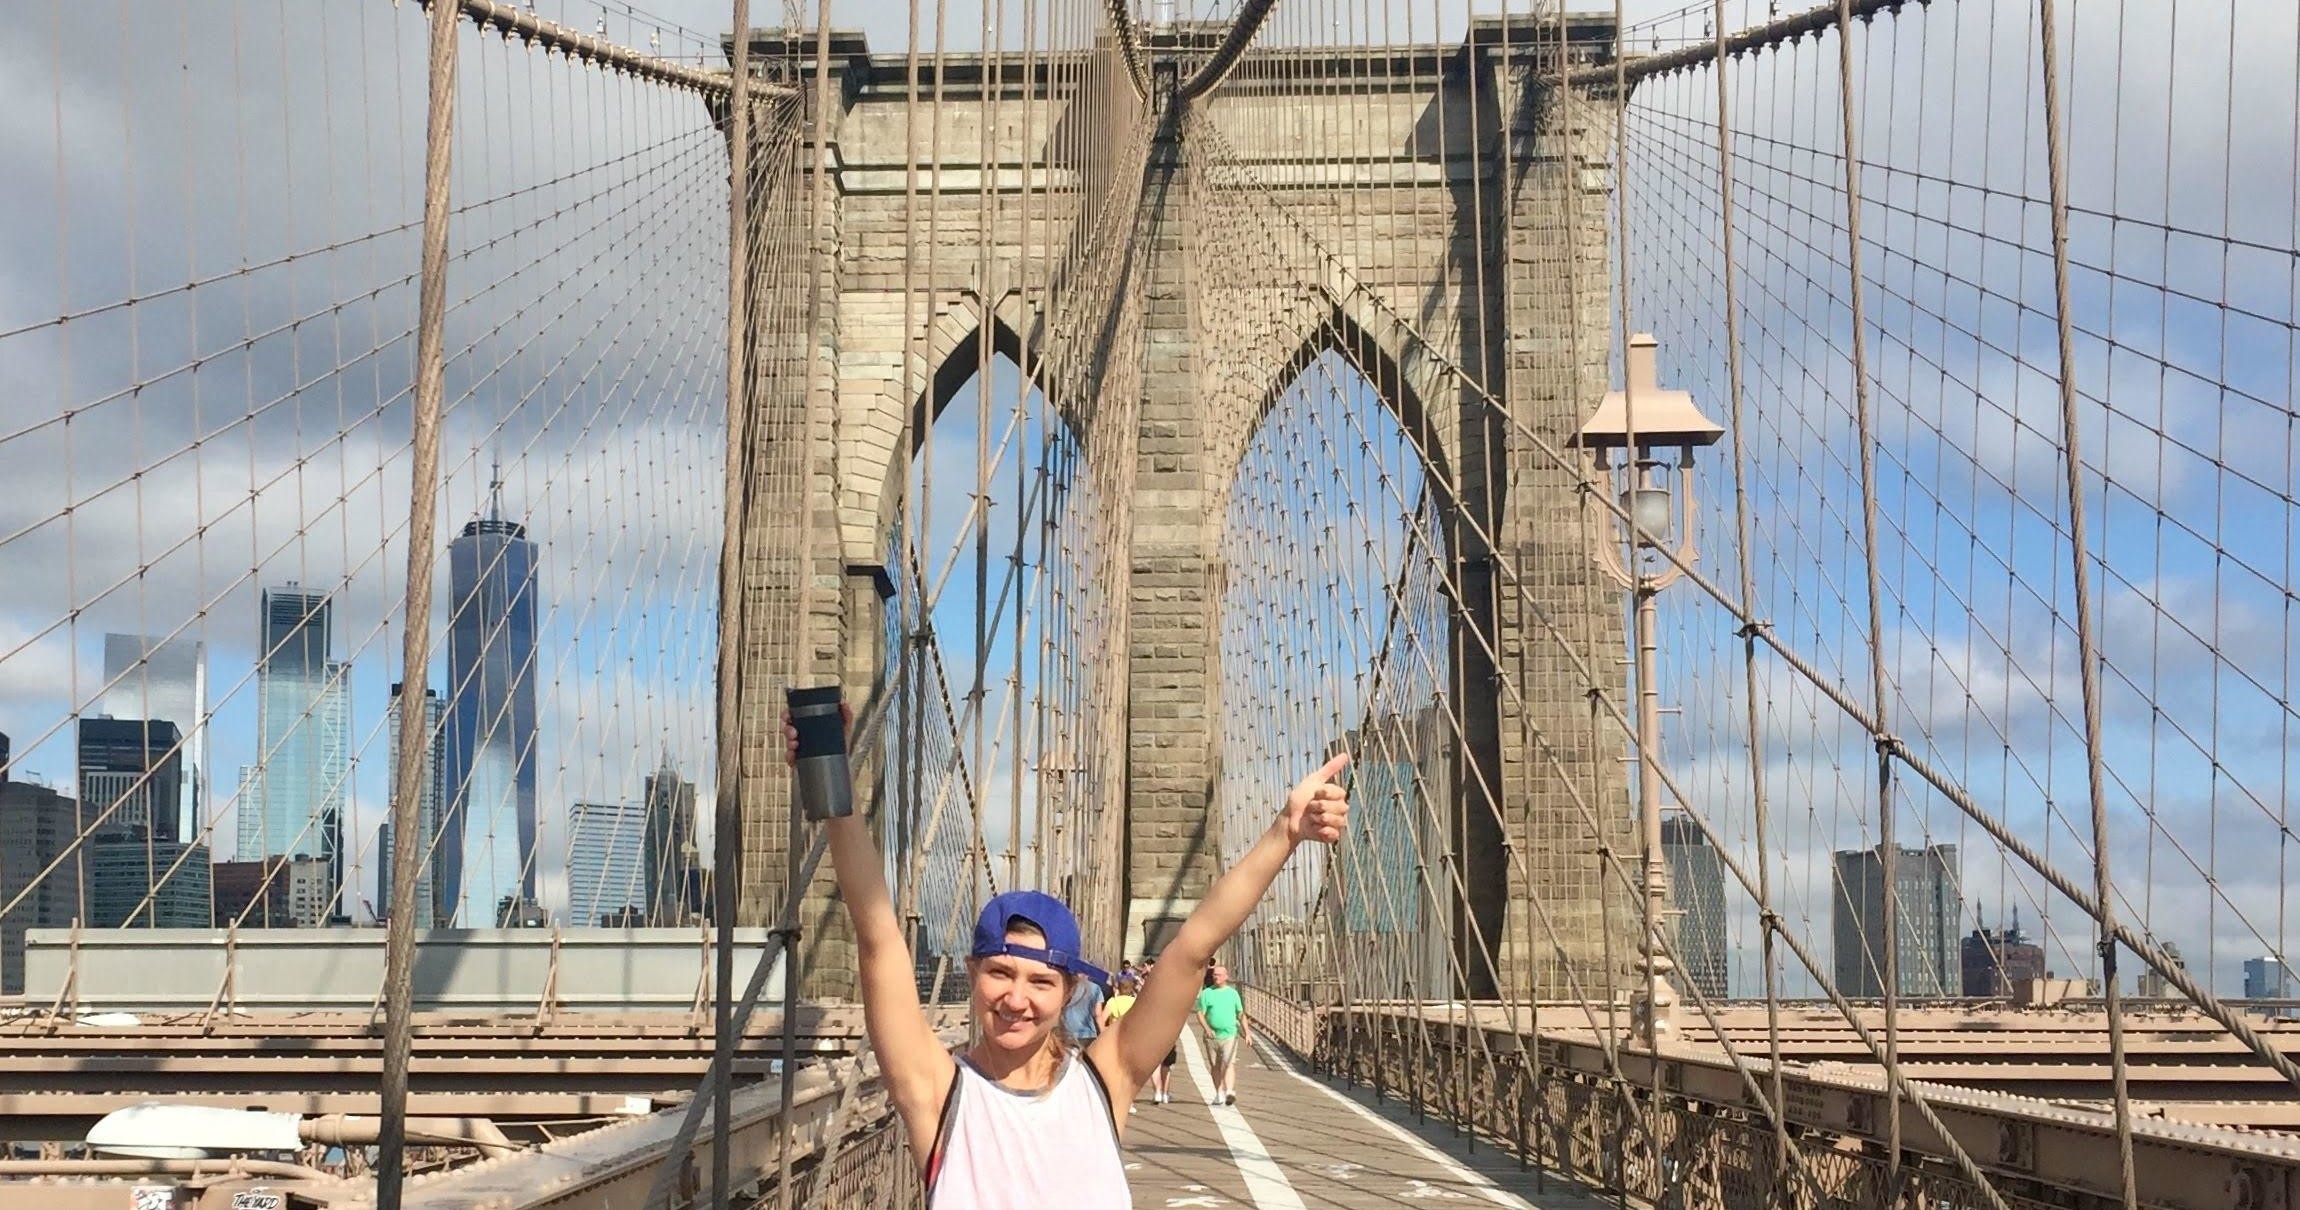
[1572, 333, 1723, 1048]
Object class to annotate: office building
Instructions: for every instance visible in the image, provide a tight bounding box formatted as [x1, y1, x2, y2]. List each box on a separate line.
[317, 805, 348, 923]
[0, 779, 82, 994]
[241, 587, 349, 869]
[376, 823, 399, 924]
[1832, 844, 1962, 998]
[2137, 941, 2185, 1000]
[1960, 910, 2045, 997]
[210, 855, 330, 928]
[1332, 707, 1451, 997]
[284, 854, 335, 926]
[76, 718, 184, 842]
[1661, 815, 1729, 1000]
[643, 765, 699, 925]
[440, 477, 540, 926]
[2245, 956, 2293, 1000]
[101, 634, 207, 839]
[213, 857, 295, 928]
[567, 801, 647, 927]
[384, 683, 447, 927]
[86, 836, 210, 928]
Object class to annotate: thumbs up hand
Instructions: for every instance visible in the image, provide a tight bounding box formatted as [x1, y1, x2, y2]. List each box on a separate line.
[1282, 752, 1352, 847]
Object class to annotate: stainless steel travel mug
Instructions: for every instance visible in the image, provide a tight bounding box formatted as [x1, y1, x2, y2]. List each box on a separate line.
[787, 685, 852, 821]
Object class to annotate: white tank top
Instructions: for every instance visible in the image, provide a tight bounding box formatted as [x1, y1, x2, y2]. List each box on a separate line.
[926, 1049, 1130, 1209]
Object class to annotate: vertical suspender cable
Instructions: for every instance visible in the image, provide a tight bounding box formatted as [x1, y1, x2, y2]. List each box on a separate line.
[1827, 0, 1899, 1185]
[2034, 0, 2138, 1203]
[1012, 0, 1039, 896]
[1707, 0, 1793, 1187]
[377, 2, 461, 1205]
[897, 0, 927, 956]
[977, 0, 1003, 894]
[712, 3, 755, 1208]
[1605, 0, 1668, 1194]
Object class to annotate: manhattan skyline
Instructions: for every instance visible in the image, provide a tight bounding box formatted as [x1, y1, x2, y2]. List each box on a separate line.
[0, 455, 717, 929]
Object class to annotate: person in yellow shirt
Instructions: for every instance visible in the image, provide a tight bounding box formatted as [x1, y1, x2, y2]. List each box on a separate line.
[1104, 973, 1173, 1105]
[1106, 973, 1139, 1022]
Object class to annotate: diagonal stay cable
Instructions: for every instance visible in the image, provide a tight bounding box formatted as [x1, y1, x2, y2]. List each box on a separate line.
[1190, 127, 2300, 1091]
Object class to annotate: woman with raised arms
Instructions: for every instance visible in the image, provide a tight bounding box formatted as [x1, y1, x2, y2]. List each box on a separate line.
[789, 712, 1350, 1209]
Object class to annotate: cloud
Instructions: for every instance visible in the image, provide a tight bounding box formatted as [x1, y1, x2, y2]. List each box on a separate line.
[0, 3, 740, 927]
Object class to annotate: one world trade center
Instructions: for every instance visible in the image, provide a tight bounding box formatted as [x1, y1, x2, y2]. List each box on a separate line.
[440, 473, 539, 926]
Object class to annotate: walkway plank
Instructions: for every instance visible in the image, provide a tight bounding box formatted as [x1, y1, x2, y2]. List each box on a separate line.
[1119, 1037, 1615, 1209]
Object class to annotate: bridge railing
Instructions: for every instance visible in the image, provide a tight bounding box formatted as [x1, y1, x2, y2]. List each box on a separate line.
[392, 1026, 945, 1210]
[1237, 981, 1322, 1058]
[1274, 997, 2300, 1210]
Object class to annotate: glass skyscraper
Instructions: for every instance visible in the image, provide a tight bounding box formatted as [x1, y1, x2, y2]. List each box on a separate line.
[1335, 706, 1452, 998]
[567, 801, 646, 927]
[101, 634, 207, 839]
[87, 837, 211, 928]
[242, 588, 348, 872]
[384, 683, 447, 928]
[1833, 844, 1963, 998]
[441, 482, 539, 927]
[643, 764, 699, 925]
[1, 778, 82, 993]
[77, 718, 184, 842]
[1661, 815, 1729, 1000]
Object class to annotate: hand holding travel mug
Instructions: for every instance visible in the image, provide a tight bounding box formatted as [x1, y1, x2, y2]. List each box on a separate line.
[786, 685, 852, 821]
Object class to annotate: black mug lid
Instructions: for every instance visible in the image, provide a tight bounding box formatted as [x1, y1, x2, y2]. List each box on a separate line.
[787, 685, 843, 709]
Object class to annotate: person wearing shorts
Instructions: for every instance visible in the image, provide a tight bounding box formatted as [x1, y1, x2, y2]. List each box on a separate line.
[1136, 961, 1178, 1104]
[1107, 975, 1171, 1107]
[1195, 965, 1248, 1106]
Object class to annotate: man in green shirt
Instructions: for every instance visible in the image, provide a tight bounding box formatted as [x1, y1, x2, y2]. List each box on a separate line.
[1195, 964, 1248, 1105]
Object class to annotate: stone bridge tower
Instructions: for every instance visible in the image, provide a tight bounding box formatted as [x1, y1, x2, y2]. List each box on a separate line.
[735, 17, 1631, 1003]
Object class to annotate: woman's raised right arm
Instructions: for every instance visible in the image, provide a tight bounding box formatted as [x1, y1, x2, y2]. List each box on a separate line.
[792, 719, 956, 1145]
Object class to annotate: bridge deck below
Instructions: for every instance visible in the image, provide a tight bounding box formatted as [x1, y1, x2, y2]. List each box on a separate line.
[1120, 1038, 1610, 1209]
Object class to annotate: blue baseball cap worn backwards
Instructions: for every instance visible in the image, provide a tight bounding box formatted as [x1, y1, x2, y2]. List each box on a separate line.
[972, 890, 1108, 985]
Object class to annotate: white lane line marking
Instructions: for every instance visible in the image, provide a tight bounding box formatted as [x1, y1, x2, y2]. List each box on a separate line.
[1252, 1038, 1535, 1210]
[1177, 1027, 1306, 1210]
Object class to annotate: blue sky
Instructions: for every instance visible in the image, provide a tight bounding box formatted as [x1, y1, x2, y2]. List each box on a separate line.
[1613, 0, 2300, 997]
[0, 2, 730, 922]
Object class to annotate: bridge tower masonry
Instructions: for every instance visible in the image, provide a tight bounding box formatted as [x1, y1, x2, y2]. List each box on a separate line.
[735, 18, 1630, 1001]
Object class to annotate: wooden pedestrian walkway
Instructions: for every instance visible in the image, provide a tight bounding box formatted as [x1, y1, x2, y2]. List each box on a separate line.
[1118, 1036, 1615, 1209]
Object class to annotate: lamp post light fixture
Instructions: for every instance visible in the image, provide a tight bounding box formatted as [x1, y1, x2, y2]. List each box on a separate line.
[1572, 332, 1723, 1049]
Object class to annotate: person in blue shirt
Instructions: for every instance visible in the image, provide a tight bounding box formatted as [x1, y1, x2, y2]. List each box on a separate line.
[1063, 969, 1109, 1042]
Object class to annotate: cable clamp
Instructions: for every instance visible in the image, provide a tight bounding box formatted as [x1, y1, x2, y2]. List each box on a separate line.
[1735, 619, 1772, 639]
[1872, 733, 1903, 757]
